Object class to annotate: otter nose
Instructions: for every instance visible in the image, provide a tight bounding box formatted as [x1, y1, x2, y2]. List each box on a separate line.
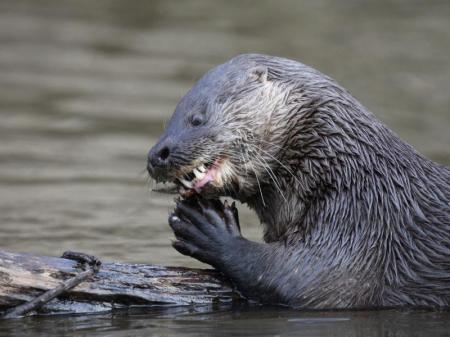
[147, 142, 173, 179]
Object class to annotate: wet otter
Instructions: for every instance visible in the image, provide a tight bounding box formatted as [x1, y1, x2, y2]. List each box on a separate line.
[147, 54, 450, 309]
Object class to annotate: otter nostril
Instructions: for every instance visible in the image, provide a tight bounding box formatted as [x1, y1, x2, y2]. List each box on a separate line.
[158, 147, 170, 161]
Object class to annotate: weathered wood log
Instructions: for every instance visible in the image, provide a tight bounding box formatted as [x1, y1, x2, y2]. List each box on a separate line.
[0, 250, 242, 317]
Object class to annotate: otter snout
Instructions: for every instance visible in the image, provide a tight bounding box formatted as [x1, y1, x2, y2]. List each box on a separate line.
[147, 138, 174, 181]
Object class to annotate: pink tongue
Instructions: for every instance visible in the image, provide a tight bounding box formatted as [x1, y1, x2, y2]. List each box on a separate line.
[193, 166, 218, 192]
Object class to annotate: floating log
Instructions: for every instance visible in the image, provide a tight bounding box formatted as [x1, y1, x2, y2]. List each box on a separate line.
[0, 250, 241, 317]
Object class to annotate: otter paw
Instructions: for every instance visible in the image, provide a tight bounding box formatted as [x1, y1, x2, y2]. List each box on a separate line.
[168, 197, 242, 267]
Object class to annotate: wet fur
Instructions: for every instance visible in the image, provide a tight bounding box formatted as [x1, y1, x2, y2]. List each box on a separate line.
[150, 54, 450, 309]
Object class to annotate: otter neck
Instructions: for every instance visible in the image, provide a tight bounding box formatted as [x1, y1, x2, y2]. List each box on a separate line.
[246, 93, 449, 251]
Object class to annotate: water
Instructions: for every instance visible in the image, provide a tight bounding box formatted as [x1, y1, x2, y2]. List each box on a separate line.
[1, 307, 449, 337]
[0, 0, 449, 336]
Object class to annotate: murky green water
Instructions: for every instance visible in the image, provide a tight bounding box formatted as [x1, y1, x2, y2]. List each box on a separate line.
[0, 0, 449, 336]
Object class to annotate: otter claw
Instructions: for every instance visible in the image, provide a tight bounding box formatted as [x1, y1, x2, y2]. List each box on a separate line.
[169, 197, 243, 268]
[222, 200, 241, 234]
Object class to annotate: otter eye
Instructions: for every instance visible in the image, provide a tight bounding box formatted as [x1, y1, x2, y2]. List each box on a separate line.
[190, 114, 204, 127]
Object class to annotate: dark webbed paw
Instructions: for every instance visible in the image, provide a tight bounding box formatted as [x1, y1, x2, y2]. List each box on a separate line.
[169, 196, 242, 267]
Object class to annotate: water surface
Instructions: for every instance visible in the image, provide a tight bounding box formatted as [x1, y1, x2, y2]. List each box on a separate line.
[2, 307, 450, 337]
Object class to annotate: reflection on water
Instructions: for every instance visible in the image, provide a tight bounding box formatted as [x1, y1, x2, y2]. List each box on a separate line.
[0, 0, 449, 336]
[2, 307, 450, 337]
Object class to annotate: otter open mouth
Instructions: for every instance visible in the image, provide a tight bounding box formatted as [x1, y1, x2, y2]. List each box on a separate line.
[175, 158, 225, 197]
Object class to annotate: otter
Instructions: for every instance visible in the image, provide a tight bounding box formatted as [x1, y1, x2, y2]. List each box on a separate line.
[147, 54, 450, 309]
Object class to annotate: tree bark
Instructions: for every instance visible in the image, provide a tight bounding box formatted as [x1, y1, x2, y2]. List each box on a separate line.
[0, 250, 241, 317]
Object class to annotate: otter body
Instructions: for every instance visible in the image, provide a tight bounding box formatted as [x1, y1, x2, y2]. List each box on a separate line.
[147, 54, 450, 309]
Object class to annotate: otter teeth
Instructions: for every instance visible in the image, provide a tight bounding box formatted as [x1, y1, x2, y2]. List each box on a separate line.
[193, 168, 206, 180]
[179, 178, 193, 189]
[178, 164, 210, 190]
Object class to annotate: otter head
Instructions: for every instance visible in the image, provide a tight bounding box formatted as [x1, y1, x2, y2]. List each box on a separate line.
[147, 54, 288, 200]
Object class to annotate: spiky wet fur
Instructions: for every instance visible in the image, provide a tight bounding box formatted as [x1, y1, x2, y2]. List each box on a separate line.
[151, 53, 450, 308]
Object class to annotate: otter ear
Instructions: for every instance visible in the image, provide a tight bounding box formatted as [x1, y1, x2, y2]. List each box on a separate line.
[250, 66, 268, 83]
